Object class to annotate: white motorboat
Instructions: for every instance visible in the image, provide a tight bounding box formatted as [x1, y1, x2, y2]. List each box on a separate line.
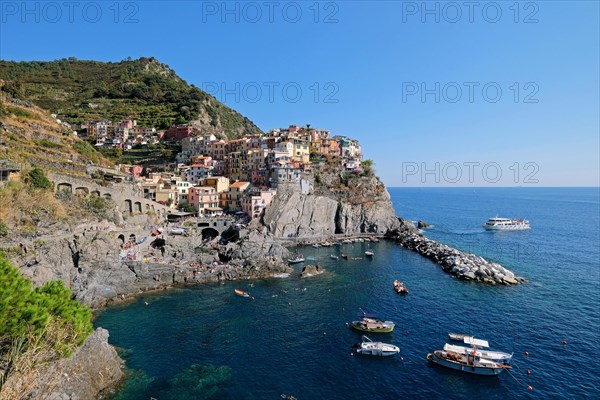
[365, 250, 374, 257]
[354, 336, 399, 356]
[483, 217, 530, 231]
[427, 350, 510, 375]
[443, 343, 513, 365]
[330, 255, 339, 260]
[448, 333, 473, 342]
[288, 255, 305, 264]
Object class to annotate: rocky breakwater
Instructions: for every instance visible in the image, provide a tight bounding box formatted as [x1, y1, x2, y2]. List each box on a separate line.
[393, 232, 525, 285]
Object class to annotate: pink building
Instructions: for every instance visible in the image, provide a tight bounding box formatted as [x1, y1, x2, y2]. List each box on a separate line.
[119, 164, 143, 179]
[187, 186, 219, 215]
[242, 187, 276, 219]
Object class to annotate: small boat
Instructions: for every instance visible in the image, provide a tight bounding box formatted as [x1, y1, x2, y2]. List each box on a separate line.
[427, 350, 511, 375]
[448, 333, 473, 342]
[354, 336, 400, 356]
[342, 239, 352, 244]
[393, 280, 408, 295]
[357, 238, 364, 242]
[365, 250, 374, 257]
[234, 289, 250, 298]
[312, 243, 320, 248]
[351, 317, 395, 333]
[322, 242, 332, 247]
[288, 255, 305, 264]
[330, 255, 339, 260]
[341, 254, 348, 259]
[444, 343, 513, 365]
[372, 237, 380, 242]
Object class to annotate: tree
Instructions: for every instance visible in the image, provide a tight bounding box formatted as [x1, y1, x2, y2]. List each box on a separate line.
[361, 159, 375, 176]
[178, 201, 196, 213]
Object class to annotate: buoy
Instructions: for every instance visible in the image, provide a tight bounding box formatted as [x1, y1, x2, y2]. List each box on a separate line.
[345, 322, 349, 327]
[527, 369, 531, 375]
[323, 332, 327, 336]
[350, 353, 353, 356]
[525, 351, 529, 356]
[527, 385, 533, 391]
[562, 340, 568, 345]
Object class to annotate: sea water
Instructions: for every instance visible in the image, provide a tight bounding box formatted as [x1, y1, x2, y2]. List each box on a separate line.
[95, 187, 600, 399]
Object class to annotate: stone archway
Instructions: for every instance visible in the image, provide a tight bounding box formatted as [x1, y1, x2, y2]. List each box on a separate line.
[103, 193, 112, 199]
[118, 234, 125, 244]
[57, 182, 73, 193]
[201, 228, 219, 241]
[123, 199, 132, 213]
[129, 234, 136, 242]
[133, 202, 142, 214]
[75, 187, 89, 196]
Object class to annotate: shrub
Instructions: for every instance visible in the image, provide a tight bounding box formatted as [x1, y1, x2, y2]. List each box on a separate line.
[0, 221, 9, 237]
[37, 139, 61, 149]
[0, 254, 93, 351]
[0, 256, 93, 397]
[26, 168, 53, 190]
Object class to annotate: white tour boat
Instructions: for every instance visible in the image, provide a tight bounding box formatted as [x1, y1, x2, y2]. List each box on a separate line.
[483, 217, 530, 231]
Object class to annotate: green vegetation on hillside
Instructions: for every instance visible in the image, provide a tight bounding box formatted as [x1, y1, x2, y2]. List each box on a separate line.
[0, 57, 262, 138]
[0, 255, 93, 396]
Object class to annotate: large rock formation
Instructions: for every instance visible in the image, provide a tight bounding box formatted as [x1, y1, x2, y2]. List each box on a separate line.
[15, 222, 291, 309]
[262, 175, 402, 238]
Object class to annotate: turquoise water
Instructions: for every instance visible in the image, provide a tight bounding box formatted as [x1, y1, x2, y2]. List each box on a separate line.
[96, 188, 600, 399]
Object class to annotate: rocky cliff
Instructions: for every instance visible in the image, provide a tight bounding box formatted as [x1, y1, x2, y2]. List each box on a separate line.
[15, 219, 290, 309]
[262, 175, 407, 238]
[1, 328, 123, 400]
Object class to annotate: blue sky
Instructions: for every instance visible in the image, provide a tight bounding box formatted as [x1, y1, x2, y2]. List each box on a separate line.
[1, 1, 598, 186]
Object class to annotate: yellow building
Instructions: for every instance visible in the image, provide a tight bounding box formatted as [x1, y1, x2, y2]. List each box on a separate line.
[201, 176, 230, 209]
[292, 139, 310, 163]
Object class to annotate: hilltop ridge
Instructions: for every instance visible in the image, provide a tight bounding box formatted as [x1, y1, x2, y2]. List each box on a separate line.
[0, 57, 262, 139]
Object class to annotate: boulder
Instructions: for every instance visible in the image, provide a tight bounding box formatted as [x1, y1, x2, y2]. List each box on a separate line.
[300, 264, 325, 278]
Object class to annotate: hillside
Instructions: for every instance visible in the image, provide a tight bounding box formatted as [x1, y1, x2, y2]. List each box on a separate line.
[0, 95, 112, 172]
[0, 57, 262, 139]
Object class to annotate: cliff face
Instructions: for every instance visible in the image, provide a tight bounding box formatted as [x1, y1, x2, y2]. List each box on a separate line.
[262, 175, 404, 238]
[16, 220, 291, 309]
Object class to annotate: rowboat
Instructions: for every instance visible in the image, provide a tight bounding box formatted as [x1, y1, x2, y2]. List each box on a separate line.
[365, 250, 374, 257]
[427, 350, 511, 375]
[234, 289, 250, 298]
[354, 335, 399, 356]
[330, 255, 339, 260]
[351, 317, 395, 333]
